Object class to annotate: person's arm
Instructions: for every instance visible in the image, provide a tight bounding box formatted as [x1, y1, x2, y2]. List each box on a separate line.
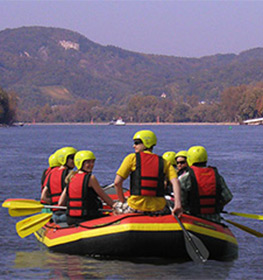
[40, 169, 47, 186]
[219, 174, 233, 206]
[113, 154, 133, 203]
[170, 177, 183, 217]
[164, 160, 183, 217]
[114, 174, 126, 203]
[40, 186, 51, 204]
[90, 175, 114, 207]
[58, 187, 67, 206]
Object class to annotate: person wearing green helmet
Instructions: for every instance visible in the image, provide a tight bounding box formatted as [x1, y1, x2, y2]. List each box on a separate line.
[58, 150, 114, 225]
[114, 130, 182, 216]
[179, 145, 233, 223]
[41, 146, 77, 223]
[175, 150, 188, 177]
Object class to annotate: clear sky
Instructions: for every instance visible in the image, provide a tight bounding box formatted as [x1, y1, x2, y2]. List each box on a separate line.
[0, 0, 263, 58]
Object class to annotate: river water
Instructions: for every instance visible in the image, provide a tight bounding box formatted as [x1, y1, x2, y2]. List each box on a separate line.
[0, 124, 263, 279]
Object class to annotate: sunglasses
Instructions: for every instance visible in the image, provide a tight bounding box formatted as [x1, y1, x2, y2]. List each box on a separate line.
[134, 140, 143, 145]
[176, 160, 186, 165]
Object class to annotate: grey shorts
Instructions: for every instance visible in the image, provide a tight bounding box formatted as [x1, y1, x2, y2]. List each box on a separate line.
[114, 202, 169, 215]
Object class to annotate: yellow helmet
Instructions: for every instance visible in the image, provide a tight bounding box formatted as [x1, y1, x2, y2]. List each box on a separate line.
[133, 130, 157, 149]
[175, 150, 188, 159]
[187, 146, 207, 166]
[48, 153, 60, 168]
[74, 150, 96, 170]
[162, 151, 176, 166]
[56, 147, 77, 166]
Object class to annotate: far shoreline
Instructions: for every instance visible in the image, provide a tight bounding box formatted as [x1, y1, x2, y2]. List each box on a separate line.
[21, 122, 240, 126]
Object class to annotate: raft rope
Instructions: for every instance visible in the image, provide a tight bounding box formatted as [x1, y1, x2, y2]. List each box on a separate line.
[44, 212, 168, 231]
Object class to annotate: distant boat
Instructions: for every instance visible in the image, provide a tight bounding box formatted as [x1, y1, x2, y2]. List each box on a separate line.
[242, 117, 263, 125]
[12, 122, 24, 127]
[114, 118, 126, 126]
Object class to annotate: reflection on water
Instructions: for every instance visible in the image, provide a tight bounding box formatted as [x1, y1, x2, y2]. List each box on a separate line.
[12, 250, 234, 280]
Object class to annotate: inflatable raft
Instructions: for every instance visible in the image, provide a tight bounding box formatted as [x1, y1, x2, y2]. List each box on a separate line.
[34, 212, 238, 261]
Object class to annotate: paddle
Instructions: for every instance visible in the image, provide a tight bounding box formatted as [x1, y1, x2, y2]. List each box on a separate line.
[102, 183, 115, 191]
[222, 211, 263, 221]
[2, 199, 66, 217]
[16, 213, 53, 238]
[168, 205, 209, 263]
[2, 183, 115, 217]
[15, 206, 116, 238]
[2, 198, 37, 208]
[223, 218, 263, 238]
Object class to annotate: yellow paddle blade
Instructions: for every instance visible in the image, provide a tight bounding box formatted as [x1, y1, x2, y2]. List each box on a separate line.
[2, 198, 35, 208]
[2, 199, 42, 208]
[9, 207, 43, 217]
[225, 219, 263, 238]
[16, 213, 53, 238]
[3, 200, 44, 216]
[229, 212, 263, 221]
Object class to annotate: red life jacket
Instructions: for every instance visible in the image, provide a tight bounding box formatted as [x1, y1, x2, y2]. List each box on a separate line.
[188, 166, 221, 215]
[40, 167, 53, 204]
[130, 152, 165, 197]
[46, 167, 68, 205]
[41, 167, 52, 191]
[67, 172, 102, 218]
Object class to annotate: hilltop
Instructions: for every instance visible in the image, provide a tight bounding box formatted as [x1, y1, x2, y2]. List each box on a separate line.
[1, 26, 263, 112]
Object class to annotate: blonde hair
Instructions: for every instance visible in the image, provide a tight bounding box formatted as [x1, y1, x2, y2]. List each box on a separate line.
[65, 170, 78, 184]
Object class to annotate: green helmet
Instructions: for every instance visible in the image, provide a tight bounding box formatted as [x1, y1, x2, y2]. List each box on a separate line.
[187, 146, 207, 166]
[133, 130, 157, 149]
[175, 150, 188, 159]
[56, 147, 77, 166]
[162, 151, 176, 166]
[48, 153, 60, 168]
[74, 150, 96, 170]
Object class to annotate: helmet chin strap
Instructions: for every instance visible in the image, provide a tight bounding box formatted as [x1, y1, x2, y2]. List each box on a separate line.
[143, 147, 153, 152]
[193, 162, 207, 167]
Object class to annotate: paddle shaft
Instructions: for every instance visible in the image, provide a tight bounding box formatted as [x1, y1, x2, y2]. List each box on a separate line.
[103, 183, 115, 191]
[44, 205, 66, 210]
[222, 218, 263, 237]
[222, 211, 263, 221]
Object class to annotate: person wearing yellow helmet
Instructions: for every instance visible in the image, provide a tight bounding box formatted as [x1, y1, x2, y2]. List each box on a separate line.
[175, 150, 188, 177]
[179, 145, 233, 223]
[162, 151, 177, 167]
[162, 151, 177, 195]
[41, 146, 77, 223]
[59, 150, 114, 225]
[114, 130, 182, 216]
[40, 152, 61, 204]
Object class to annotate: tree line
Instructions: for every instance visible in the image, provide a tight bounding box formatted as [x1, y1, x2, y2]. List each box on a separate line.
[0, 87, 17, 125]
[3, 82, 263, 124]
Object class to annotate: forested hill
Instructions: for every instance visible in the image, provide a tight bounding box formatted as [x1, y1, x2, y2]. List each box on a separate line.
[1, 26, 263, 112]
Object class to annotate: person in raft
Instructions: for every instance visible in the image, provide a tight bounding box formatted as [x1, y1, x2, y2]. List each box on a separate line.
[114, 130, 183, 216]
[175, 150, 188, 178]
[41, 146, 77, 223]
[40, 152, 61, 204]
[162, 151, 177, 195]
[58, 150, 114, 225]
[179, 145, 233, 223]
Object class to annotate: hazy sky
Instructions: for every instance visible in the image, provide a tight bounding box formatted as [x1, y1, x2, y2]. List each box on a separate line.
[0, 0, 262, 58]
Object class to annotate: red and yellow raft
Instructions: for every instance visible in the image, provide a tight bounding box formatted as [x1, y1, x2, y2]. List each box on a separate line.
[34, 213, 238, 261]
